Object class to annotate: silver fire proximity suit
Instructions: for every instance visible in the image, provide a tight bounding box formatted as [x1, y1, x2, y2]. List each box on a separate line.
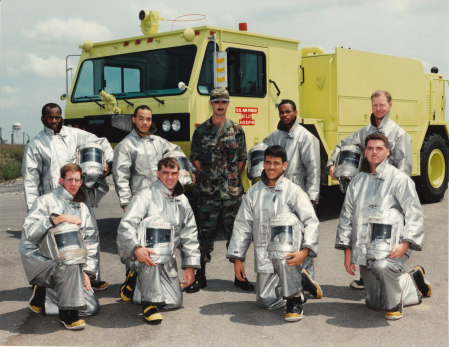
[335, 159, 424, 311]
[227, 173, 319, 309]
[116, 180, 200, 308]
[21, 125, 114, 280]
[20, 187, 99, 315]
[263, 120, 320, 279]
[263, 121, 320, 201]
[112, 129, 183, 208]
[327, 113, 412, 175]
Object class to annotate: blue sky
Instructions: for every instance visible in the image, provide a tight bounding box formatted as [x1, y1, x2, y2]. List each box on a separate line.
[1, 0, 448, 142]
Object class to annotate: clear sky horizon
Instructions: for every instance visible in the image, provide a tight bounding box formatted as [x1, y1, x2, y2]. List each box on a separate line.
[1, 0, 448, 143]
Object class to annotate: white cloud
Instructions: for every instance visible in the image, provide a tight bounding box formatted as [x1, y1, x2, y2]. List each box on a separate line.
[23, 17, 113, 42]
[24, 53, 65, 78]
[0, 86, 17, 95]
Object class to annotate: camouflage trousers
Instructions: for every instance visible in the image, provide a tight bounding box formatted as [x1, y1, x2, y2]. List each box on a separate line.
[196, 196, 242, 262]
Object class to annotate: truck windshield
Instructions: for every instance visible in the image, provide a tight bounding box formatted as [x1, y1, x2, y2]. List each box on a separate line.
[72, 45, 197, 102]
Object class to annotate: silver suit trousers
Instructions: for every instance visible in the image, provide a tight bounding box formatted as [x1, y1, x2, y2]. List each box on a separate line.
[362, 257, 421, 311]
[132, 263, 182, 309]
[256, 259, 302, 309]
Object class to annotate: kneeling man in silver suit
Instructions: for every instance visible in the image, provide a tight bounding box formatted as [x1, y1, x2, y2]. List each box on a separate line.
[336, 133, 431, 320]
[20, 163, 99, 330]
[227, 145, 321, 322]
[116, 157, 200, 324]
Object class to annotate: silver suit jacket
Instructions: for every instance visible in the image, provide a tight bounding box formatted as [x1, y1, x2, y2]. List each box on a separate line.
[335, 159, 424, 266]
[263, 121, 320, 201]
[20, 187, 98, 282]
[22, 125, 113, 210]
[112, 129, 181, 207]
[116, 179, 200, 276]
[227, 173, 319, 273]
[327, 113, 412, 175]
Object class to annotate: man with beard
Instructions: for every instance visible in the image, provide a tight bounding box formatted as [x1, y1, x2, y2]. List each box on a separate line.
[227, 145, 320, 322]
[22, 102, 113, 290]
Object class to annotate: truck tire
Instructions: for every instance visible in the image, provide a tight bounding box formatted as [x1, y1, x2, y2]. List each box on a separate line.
[417, 133, 449, 203]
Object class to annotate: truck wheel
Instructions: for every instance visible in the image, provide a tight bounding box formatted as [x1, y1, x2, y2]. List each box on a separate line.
[417, 133, 449, 203]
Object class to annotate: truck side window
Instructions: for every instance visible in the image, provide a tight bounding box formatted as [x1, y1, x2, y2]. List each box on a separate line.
[198, 42, 218, 95]
[104, 66, 141, 94]
[227, 48, 266, 98]
[72, 60, 98, 101]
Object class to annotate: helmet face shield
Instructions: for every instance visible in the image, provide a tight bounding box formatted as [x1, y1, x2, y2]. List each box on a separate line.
[267, 213, 303, 260]
[334, 145, 363, 193]
[39, 222, 87, 265]
[365, 212, 403, 260]
[247, 143, 268, 179]
[138, 218, 174, 264]
[77, 143, 105, 188]
[174, 156, 194, 185]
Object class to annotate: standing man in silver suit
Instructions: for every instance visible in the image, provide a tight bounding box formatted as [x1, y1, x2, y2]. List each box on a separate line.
[21, 163, 99, 330]
[335, 133, 431, 320]
[227, 146, 321, 322]
[328, 90, 412, 290]
[116, 158, 200, 325]
[113, 105, 190, 301]
[263, 99, 321, 297]
[22, 102, 113, 291]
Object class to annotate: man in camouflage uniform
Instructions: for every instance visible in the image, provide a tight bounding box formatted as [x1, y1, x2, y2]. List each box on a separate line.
[184, 88, 254, 293]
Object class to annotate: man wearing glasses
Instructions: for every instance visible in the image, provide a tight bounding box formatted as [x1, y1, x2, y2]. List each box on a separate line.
[22, 103, 114, 291]
[184, 88, 253, 293]
[21, 163, 99, 330]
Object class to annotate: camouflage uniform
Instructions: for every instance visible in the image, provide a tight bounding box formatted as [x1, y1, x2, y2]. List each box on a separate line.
[190, 117, 247, 262]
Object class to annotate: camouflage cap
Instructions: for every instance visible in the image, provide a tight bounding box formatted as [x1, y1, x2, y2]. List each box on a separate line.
[210, 88, 230, 102]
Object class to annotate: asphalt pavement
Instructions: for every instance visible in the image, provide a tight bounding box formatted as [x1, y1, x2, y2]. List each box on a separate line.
[0, 187, 447, 346]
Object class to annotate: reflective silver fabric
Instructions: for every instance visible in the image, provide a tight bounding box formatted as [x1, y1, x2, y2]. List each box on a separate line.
[366, 213, 404, 261]
[116, 179, 200, 304]
[44, 287, 99, 316]
[361, 261, 421, 311]
[336, 159, 424, 266]
[132, 263, 182, 308]
[20, 187, 99, 310]
[334, 145, 362, 193]
[169, 151, 195, 186]
[247, 142, 268, 179]
[327, 113, 412, 175]
[113, 129, 183, 207]
[38, 222, 87, 265]
[77, 143, 105, 189]
[138, 218, 174, 264]
[263, 121, 320, 201]
[22, 125, 113, 210]
[227, 174, 319, 275]
[268, 213, 303, 260]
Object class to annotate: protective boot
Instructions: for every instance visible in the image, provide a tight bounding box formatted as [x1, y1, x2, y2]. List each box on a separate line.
[285, 293, 306, 322]
[29, 285, 46, 314]
[184, 260, 207, 293]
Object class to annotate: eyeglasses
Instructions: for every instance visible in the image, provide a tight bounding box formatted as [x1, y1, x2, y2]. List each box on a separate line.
[64, 178, 83, 183]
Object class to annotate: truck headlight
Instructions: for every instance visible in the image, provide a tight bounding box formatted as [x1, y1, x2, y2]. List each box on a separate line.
[172, 119, 181, 132]
[162, 120, 171, 132]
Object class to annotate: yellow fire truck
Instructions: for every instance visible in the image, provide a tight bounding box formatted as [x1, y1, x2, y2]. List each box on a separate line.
[62, 10, 448, 202]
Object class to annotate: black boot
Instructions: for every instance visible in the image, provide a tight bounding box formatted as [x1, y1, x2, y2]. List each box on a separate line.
[120, 269, 137, 302]
[29, 285, 46, 314]
[184, 261, 207, 293]
[59, 310, 86, 330]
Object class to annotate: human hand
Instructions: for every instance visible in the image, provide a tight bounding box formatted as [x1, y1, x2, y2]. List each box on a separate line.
[83, 272, 91, 290]
[389, 242, 410, 258]
[286, 248, 309, 267]
[329, 165, 336, 179]
[234, 259, 246, 281]
[52, 214, 82, 226]
[344, 248, 356, 275]
[134, 247, 157, 266]
[182, 268, 195, 287]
